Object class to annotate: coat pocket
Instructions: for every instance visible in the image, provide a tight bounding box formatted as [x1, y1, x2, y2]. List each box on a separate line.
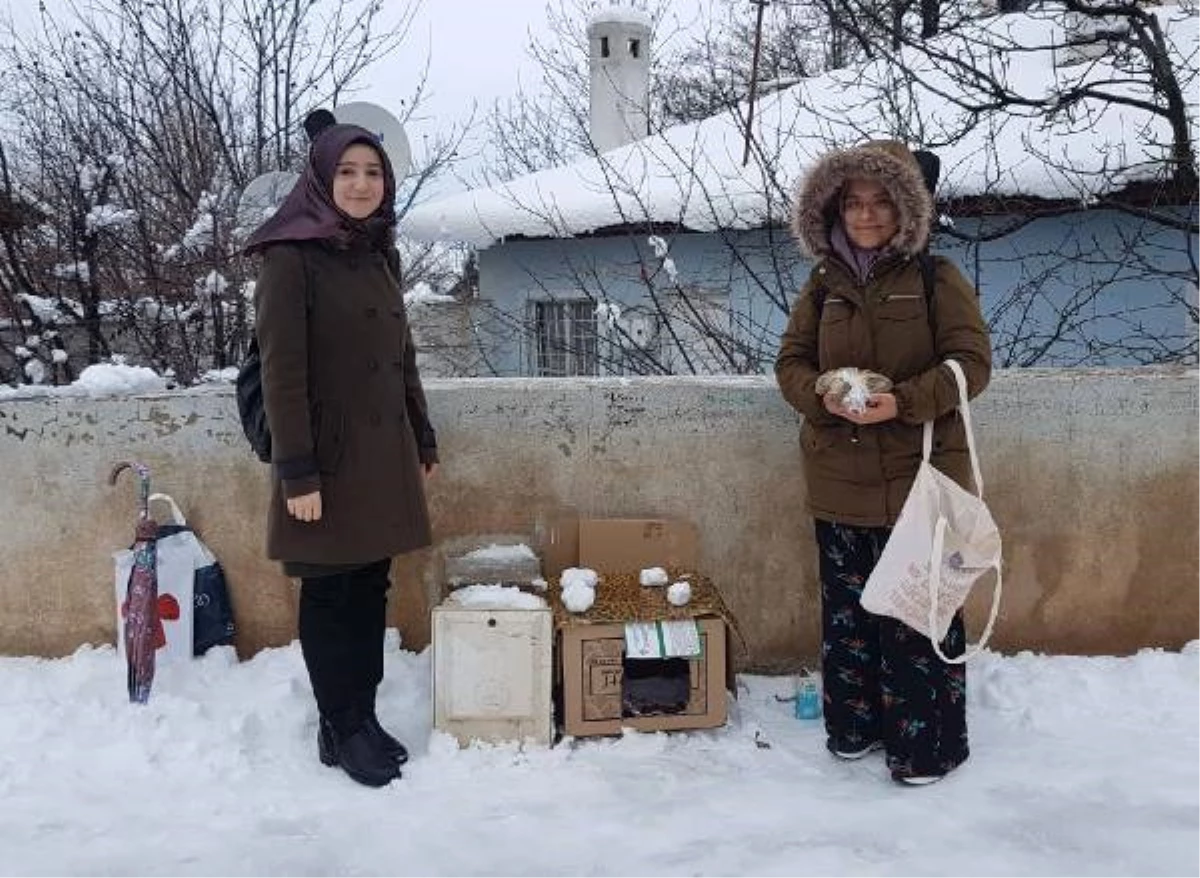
[799, 420, 860, 484]
[876, 292, 934, 372]
[818, 298, 853, 367]
[310, 402, 346, 475]
[876, 293, 926, 322]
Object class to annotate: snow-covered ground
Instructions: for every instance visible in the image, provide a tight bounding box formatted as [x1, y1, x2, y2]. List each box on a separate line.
[0, 637, 1195, 876]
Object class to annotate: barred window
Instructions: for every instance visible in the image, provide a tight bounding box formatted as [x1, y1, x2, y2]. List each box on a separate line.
[531, 300, 599, 377]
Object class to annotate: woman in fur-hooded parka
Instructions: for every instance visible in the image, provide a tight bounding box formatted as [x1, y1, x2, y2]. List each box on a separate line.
[775, 140, 992, 785]
[776, 140, 991, 527]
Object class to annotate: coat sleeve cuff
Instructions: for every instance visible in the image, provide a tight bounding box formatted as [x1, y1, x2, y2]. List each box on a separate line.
[275, 453, 317, 480]
[282, 474, 322, 499]
[419, 446, 439, 466]
[275, 453, 320, 498]
[893, 383, 919, 424]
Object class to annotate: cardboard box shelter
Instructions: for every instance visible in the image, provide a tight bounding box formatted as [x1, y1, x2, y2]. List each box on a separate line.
[544, 516, 735, 738]
[560, 616, 727, 736]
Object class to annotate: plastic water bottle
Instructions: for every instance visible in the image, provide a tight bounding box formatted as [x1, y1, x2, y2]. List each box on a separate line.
[794, 669, 822, 720]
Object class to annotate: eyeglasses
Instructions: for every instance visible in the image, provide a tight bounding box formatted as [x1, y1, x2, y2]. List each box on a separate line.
[842, 197, 896, 216]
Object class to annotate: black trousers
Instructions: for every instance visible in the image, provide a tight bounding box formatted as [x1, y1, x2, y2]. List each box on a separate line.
[298, 558, 392, 736]
[815, 520, 969, 778]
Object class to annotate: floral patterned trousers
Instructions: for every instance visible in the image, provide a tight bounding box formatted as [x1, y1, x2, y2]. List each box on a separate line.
[816, 519, 970, 779]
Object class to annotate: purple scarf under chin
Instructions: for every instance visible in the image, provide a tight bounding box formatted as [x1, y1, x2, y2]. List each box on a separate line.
[830, 222, 885, 283]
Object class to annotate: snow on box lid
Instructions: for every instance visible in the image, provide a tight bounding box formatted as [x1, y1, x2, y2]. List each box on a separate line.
[549, 567, 735, 633]
[445, 584, 547, 611]
[541, 515, 743, 638]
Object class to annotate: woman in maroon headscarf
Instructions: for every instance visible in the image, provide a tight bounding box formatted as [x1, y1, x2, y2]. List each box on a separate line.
[245, 111, 438, 788]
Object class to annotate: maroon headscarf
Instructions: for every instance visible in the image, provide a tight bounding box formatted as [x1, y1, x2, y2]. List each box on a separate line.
[243, 123, 397, 254]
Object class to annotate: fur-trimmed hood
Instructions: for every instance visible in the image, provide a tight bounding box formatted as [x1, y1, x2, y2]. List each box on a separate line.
[790, 140, 933, 258]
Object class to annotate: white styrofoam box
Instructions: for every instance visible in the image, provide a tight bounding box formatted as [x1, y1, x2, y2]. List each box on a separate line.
[432, 604, 553, 747]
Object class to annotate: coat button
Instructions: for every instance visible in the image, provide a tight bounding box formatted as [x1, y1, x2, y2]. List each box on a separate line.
[367, 357, 379, 372]
[366, 306, 378, 318]
[369, 412, 381, 427]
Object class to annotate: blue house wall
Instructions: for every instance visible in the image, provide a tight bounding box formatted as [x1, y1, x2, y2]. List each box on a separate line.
[474, 208, 1197, 375]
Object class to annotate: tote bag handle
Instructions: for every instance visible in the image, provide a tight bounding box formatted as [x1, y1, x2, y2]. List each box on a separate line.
[928, 515, 1003, 664]
[922, 360, 984, 498]
[925, 359, 1002, 664]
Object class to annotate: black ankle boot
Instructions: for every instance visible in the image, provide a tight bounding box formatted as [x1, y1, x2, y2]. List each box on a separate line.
[317, 717, 400, 787]
[363, 713, 409, 766]
[317, 717, 338, 767]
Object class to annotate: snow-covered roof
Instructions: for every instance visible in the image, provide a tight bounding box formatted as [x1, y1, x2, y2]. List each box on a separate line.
[402, 9, 1198, 248]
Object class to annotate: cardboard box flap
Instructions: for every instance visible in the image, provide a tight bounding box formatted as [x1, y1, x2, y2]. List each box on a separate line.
[578, 519, 698, 574]
[537, 509, 580, 579]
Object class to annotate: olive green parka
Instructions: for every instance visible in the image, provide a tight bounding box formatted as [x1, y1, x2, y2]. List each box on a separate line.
[775, 141, 992, 527]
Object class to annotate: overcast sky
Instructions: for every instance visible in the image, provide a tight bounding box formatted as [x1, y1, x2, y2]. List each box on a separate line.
[1, 0, 594, 125]
[352, 0, 708, 191]
[355, 0, 561, 152]
[1, 0, 712, 193]
[355, 1, 709, 112]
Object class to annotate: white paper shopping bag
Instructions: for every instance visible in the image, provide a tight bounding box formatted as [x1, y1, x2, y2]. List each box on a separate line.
[860, 360, 1003, 664]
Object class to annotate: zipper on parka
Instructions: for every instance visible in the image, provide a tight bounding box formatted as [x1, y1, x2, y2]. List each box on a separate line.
[861, 260, 896, 517]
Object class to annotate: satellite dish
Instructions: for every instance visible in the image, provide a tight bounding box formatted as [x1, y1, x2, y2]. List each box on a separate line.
[618, 311, 659, 348]
[235, 170, 299, 239]
[333, 101, 413, 178]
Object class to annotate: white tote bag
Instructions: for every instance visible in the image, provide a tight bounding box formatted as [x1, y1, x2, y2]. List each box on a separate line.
[860, 359, 1003, 664]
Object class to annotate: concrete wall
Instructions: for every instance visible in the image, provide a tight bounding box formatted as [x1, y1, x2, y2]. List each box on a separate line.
[0, 368, 1195, 669]
[475, 209, 1197, 375]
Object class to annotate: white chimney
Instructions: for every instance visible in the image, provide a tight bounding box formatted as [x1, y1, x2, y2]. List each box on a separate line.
[587, 4, 653, 153]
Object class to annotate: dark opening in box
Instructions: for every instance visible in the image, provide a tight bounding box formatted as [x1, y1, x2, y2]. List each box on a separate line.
[621, 656, 690, 717]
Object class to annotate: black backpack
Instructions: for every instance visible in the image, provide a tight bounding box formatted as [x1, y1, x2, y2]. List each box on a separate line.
[235, 248, 312, 464]
[235, 338, 272, 463]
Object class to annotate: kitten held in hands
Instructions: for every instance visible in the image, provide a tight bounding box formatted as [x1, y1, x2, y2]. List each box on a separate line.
[815, 367, 893, 414]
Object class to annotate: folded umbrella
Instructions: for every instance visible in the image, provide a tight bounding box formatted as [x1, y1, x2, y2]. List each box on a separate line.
[109, 461, 159, 704]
